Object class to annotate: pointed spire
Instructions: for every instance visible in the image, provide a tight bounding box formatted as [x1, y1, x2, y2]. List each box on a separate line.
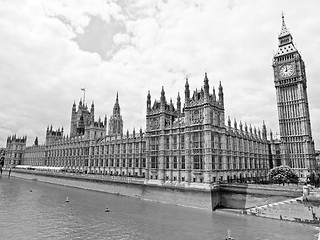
[204, 72, 209, 95]
[147, 90, 151, 111]
[113, 93, 121, 116]
[219, 81, 223, 91]
[279, 12, 290, 38]
[185, 77, 189, 88]
[227, 116, 231, 128]
[234, 118, 237, 129]
[177, 92, 181, 113]
[184, 77, 190, 107]
[218, 81, 224, 106]
[72, 101, 76, 112]
[262, 120, 267, 140]
[160, 86, 166, 104]
[212, 86, 216, 101]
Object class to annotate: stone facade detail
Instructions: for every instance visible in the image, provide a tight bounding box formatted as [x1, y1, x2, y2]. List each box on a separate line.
[5, 135, 27, 166]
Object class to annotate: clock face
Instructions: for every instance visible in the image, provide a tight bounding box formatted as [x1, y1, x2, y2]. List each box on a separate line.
[279, 64, 294, 77]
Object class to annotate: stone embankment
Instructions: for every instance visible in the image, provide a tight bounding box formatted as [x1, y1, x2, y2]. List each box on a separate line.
[245, 185, 320, 224]
[7, 169, 220, 211]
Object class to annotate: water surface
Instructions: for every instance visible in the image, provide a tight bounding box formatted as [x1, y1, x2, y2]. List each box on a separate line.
[0, 175, 317, 240]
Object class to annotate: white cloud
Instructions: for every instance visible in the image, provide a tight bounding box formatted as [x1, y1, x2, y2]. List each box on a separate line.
[113, 32, 131, 45]
[0, 0, 320, 151]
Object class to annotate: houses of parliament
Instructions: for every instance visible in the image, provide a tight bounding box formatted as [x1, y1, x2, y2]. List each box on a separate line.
[4, 16, 316, 185]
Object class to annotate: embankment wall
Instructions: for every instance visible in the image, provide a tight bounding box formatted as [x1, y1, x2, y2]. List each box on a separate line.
[220, 183, 303, 209]
[10, 171, 220, 210]
[9, 170, 304, 211]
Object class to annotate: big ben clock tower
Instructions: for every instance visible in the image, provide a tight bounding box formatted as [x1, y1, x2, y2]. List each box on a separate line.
[272, 14, 316, 179]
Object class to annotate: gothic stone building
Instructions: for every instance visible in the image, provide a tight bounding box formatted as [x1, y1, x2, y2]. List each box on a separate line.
[272, 15, 316, 178]
[15, 73, 270, 188]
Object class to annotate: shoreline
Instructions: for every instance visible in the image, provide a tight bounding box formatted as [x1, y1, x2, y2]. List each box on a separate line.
[3, 168, 319, 225]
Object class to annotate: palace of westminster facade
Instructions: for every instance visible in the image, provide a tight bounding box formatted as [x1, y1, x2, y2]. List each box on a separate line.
[4, 16, 316, 185]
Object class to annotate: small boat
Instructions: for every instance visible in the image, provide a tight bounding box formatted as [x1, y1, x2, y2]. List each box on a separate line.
[105, 207, 110, 212]
[225, 230, 234, 240]
[66, 197, 69, 202]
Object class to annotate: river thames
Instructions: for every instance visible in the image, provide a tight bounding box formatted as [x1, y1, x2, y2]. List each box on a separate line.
[0, 175, 317, 240]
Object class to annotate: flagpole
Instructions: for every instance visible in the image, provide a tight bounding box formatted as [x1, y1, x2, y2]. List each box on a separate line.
[83, 88, 86, 105]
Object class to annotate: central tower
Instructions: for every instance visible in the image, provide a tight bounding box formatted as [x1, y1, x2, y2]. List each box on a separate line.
[272, 14, 315, 178]
[108, 93, 123, 136]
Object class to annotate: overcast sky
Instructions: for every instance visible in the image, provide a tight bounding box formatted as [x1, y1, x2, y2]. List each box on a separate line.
[1, 0, 319, 148]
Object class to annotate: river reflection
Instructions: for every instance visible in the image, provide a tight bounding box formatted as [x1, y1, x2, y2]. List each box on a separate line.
[0, 176, 317, 240]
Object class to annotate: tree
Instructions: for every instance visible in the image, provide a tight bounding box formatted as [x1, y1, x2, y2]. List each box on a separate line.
[268, 165, 299, 185]
[307, 172, 320, 188]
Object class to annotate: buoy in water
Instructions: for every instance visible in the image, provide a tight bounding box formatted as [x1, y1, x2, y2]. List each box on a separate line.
[66, 197, 69, 202]
[105, 207, 110, 212]
[29, 189, 32, 192]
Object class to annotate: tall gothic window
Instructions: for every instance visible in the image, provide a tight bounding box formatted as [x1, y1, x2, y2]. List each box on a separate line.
[212, 156, 215, 170]
[165, 136, 170, 150]
[193, 155, 203, 170]
[173, 136, 177, 149]
[142, 158, 146, 168]
[181, 156, 185, 169]
[173, 156, 177, 169]
[165, 156, 170, 169]
[181, 135, 185, 149]
[150, 137, 159, 151]
[129, 158, 132, 167]
[151, 156, 158, 169]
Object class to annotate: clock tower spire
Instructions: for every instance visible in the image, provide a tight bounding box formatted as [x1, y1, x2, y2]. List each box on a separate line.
[272, 14, 315, 179]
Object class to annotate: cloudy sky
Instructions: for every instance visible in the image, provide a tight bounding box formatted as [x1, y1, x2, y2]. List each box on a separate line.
[1, 0, 319, 148]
